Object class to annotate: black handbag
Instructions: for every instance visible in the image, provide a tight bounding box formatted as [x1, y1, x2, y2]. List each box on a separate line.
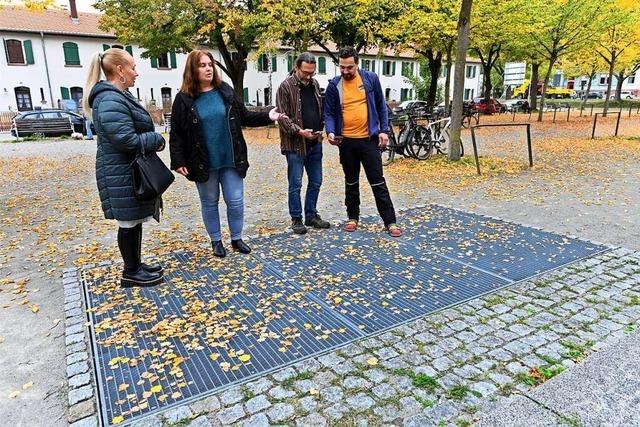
[131, 142, 175, 201]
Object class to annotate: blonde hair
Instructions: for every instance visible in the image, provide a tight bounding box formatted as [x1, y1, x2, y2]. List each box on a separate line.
[83, 48, 132, 118]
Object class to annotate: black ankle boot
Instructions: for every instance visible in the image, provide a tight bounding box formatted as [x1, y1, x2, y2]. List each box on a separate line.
[135, 224, 163, 273]
[231, 239, 251, 254]
[118, 226, 163, 288]
[212, 240, 226, 258]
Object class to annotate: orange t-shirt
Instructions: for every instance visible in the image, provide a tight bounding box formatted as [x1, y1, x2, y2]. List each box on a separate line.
[342, 73, 369, 138]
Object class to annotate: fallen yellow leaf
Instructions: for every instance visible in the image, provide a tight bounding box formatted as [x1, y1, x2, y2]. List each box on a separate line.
[238, 354, 251, 363]
[366, 357, 378, 366]
[112, 415, 124, 424]
[9, 391, 19, 399]
[150, 385, 162, 393]
[22, 382, 33, 390]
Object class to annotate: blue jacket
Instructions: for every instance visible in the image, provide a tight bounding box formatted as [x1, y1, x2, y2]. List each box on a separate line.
[324, 69, 390, 138]
[89, 81, 165, 221]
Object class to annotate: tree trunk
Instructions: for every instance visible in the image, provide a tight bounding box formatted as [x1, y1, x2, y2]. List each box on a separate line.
[444, 43, 453, 115]
[581, 70, 595, 110]
[603, 51, 615, 116]
[449, 0, 473, 161]
[426, 50, 443, 112]
[615, 71, 624, 102]
[537, 59, 555, 122]
[483, 62, 493, 114]
[215, 34, 248, 98]
[530, 62, 539, 111]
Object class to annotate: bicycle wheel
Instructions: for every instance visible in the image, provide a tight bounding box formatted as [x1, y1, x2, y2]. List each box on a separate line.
[407, 126, 433, 160]
[462, 115, 471, 129]
[381, 133, 396, 166]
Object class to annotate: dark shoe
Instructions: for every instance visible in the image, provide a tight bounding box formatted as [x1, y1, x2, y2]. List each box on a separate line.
[291, 218, 307, 234]
[231, 239, 251, 254]
[212, 240, 226, 258]
[305, 215, 330, 229]
[141, 262, 163, 273]
[121, 267, 163, 288]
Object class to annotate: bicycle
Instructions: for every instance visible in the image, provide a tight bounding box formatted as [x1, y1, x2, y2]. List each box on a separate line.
[381, 113, 420, 165]
[429, 116, 464, 156]
[461, 105, 479, 129]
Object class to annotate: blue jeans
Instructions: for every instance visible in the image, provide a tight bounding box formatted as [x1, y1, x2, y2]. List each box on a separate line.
[286, 142, 323, 220]
[195, 167, 244, 241]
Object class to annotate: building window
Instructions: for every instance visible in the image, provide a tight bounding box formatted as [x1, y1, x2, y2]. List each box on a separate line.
[385, 88, 391, 100]
[5, 39, 34, 65]
[15, 86, 32, 111]
[552, 73, 562, 87]
[400, 88, 409, 101]
[465, 65, 476, 79]
[151, 52, 176, 69]
[257, 54, 277, 73]
[243, 88, 249, 103]
[401, 62, 414, 78]
[157, 53, 169, 68]
[464, 88, 474, 100]
[63, 42, 81, 66]
[628, 75, 635, 84]
[382, 61, 395, 76]
[318, 57, 326, 75]
[362, 59, 376, 73]
[599, 76, 609, 85]
[287, 54, 294, 72]
[161, 87, 172, 112]
[150, 88, 154, 101]
[70, 87, 83, 107]
[40, 87, 46, 103]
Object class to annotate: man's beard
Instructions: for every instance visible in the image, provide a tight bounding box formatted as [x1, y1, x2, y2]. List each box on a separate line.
[342, 73, 356, 81]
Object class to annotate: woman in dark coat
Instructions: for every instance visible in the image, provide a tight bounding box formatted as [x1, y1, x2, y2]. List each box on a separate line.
[84, 48, 165, 288]
[170, 49, 285, 257]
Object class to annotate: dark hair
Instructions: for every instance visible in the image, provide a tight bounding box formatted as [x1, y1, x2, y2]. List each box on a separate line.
[338, 46, 359, 63]
[295, 52, 316, 68]
[180, 50, 222, 97]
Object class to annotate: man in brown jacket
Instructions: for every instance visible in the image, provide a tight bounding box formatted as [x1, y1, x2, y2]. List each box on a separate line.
[276, 52, 330, 234]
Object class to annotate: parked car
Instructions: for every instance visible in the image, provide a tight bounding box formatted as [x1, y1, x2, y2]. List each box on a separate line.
[392, 100, 428, 115]
[583, 92, 602, 100]
[10, 110, 93, 137]
[502, 99, 531, 113]
[610, 91, 637, 100]
[473, 97, 506, 114]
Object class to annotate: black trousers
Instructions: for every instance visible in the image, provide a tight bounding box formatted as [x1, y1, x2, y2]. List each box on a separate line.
[338, 136, 396, 226]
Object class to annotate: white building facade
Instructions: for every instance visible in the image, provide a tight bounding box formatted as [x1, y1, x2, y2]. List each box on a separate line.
[0, 6, 426, 113]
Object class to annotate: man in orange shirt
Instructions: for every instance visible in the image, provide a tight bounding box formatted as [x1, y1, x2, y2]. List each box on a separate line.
[324, 47, 402, 237]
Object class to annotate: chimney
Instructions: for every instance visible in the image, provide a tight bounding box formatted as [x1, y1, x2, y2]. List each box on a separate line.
[69, 0, 79, 24]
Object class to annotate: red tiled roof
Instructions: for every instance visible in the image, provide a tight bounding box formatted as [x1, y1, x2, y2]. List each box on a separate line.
[0, 6, 114, 38]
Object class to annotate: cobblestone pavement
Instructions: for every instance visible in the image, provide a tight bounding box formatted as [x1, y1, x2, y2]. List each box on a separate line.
[117, 247, 639, 426]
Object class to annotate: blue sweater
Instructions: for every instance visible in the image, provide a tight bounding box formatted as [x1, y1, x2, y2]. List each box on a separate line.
[194, 89, 234, 170]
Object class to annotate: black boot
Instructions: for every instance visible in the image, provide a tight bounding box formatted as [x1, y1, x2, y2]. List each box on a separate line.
[118, 226, 163, 288]
[212, 240, 226, 258]
[291, 218, 307, 234]
[135, 224, 163, 273]
[231, 239, 251, 254]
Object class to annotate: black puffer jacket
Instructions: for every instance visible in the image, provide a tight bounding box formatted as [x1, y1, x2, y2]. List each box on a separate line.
[169, 82, 272, 181]
[89, 81, 165, 221]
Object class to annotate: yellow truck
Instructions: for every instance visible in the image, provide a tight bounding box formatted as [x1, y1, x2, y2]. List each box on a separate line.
[513, 80, 575, 99]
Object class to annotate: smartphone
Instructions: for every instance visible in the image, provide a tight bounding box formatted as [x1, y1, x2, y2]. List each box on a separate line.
[312, 131, 322, 135]
[333, 135, 343, 144]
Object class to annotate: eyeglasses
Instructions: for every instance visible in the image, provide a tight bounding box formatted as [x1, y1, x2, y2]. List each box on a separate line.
[298, 70, 316, 77]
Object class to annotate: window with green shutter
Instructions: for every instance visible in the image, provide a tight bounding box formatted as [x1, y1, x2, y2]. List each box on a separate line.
[170, 51, 177, 69]
[287, 55, 293, 72]
[102, 44, 110, 51]
[125, 45, 133, 56]
[318, 57, 326, 75]
[271, 55, 277, 72]
[60, 87, 70, 100]
[243, 88, 249, 103]
[150, 56, 158, 68]
[63, 42, 80, 66]
[372, 60, 375, 73]
[23, 40, 34, 64]
[258, 54, 268, 72]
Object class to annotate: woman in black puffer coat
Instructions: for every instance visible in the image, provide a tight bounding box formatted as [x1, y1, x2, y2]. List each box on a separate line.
[84, 48, 165, 288]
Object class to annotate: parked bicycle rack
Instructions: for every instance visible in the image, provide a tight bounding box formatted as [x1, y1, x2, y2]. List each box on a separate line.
[470, 123, 533, 175]
[591, 112, 621, 139]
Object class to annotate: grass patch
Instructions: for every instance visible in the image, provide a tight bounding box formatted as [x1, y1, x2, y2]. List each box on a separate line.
[626, 296, 640, 306]
[455, 419, 472, 427]
[447, 385, 470, 400]
[415, 395, 436, 409]
[413, 373, 439, 393]
[485, 295, 506, 307]
[560, 340, 594, 361]
[517, 365, 565, 387]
